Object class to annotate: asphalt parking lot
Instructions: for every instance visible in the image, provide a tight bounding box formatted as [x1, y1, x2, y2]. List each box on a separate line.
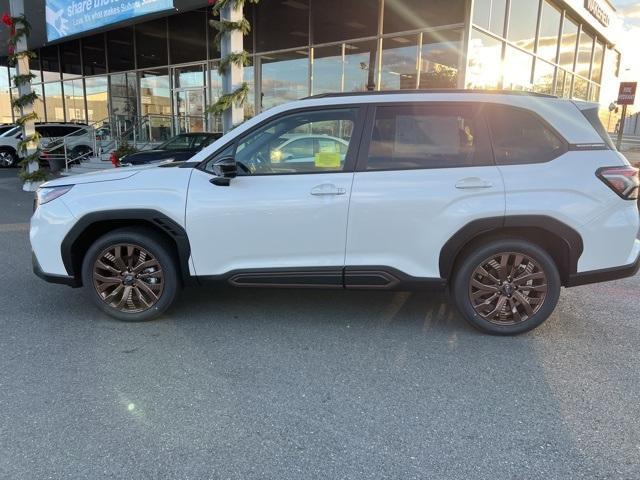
[1, 168, 639, 479]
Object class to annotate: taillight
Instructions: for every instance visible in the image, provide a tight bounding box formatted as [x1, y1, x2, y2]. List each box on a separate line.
[597, 166, 639, 200]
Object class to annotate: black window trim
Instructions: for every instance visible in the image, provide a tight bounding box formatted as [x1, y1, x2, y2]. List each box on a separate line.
[196, 104, 368, 177]
[481, 103, 570, 166]
[355, 101, 495, 173]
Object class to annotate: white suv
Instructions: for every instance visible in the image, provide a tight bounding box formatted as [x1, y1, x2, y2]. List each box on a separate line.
[30, 91, 640, 335]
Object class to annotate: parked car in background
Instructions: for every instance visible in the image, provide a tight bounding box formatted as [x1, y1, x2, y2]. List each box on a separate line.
[31, 91, 639, 335]
[120, 133, 222, 165]
[0, 122, 93, 168]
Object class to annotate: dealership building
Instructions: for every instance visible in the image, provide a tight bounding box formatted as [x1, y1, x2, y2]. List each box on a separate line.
[0, 0, 624, 139]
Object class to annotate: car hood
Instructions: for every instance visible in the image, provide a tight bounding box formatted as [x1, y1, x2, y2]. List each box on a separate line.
[42, 162, 166, 187]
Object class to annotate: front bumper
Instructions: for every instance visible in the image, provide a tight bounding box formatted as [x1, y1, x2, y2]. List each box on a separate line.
[32, 253, 80, 287]
[567, 248, 640, 287]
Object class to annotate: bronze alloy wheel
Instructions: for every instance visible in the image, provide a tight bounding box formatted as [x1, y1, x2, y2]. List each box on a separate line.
[92, 243, 164, 313]
[469, 252, 548, 325]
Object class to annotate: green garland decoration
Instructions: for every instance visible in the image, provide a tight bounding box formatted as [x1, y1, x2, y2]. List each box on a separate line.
[2, 12, 46, 183]
[207, 0, 259, 122]
[209, 83, 249, 116]
[11, 91, 38, 109]
[211, 0, 260, 15]
[217, 51, 250, 74]
[12, 72, 36, 86]
[209, 18, 251, 47]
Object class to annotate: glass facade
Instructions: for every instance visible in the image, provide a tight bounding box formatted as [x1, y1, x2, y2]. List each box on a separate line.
[468, 0, 609, 100]
[0, 0, 619, 133]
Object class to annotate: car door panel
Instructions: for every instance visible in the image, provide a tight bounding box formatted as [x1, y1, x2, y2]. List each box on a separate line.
[345, 102, 505, 280]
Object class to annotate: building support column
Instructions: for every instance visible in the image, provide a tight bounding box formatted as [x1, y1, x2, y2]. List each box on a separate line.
[9, 0, 40, 191]
[220, 3, 244, 132]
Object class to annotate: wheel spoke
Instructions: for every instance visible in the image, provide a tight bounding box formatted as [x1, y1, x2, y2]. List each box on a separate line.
[469, 251, 548, 326]
[94, 243, 164, 314]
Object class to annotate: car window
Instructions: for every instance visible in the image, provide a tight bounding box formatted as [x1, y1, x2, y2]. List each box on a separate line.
[279, 138, 315, 160]
[365, 104, 491, 170]
[206, 108, 358, 175]
[485, 106, 565, 165]
[162, 136, 194, 150]
[43, 126, 82, 137]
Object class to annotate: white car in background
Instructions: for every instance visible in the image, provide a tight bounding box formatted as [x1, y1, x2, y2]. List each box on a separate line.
[30, 90, 639, 335]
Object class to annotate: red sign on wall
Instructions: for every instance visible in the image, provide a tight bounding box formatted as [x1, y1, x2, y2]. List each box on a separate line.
[617, 82, 637, 105]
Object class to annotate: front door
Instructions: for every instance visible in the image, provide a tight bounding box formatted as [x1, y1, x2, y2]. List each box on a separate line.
[186, 106, 365, 283]
[345, 102, 506, 281]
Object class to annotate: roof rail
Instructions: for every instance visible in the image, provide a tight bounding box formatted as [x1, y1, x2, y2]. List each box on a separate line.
[304, 89, 558, 100]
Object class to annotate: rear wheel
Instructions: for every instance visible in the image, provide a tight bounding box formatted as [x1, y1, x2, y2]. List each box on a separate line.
[0, 148, 17, 167]
[81, 228, 179, 321]
[452, 239, 561, 335]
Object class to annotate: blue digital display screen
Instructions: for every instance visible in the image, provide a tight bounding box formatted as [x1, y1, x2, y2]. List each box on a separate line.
[45, 0, 175, 42]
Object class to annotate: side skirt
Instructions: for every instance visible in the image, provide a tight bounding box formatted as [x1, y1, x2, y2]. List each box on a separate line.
[195, 266, 447, 292]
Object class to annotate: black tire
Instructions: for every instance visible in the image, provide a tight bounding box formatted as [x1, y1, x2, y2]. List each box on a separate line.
[0, 148, 18, 168]
[452, 239, 561, 335]
[81, 227, 179, 322]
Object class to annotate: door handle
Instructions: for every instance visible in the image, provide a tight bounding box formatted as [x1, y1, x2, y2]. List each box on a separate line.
[455, 177, 494, 189]
[311, 184, 346, 196]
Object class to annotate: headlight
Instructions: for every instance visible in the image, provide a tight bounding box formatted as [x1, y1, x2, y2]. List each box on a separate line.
[35, 185, 73, 209]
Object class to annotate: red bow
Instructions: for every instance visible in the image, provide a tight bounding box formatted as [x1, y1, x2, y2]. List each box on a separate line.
[1, 13, 12, 27]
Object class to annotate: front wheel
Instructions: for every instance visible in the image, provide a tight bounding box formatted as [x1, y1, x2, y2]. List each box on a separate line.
[81, 228, 179, 321]
[0, 148, 17, 168]
[452, 239, 561, 335]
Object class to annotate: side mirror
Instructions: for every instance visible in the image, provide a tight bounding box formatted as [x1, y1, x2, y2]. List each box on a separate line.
[210, 157, 238, 187]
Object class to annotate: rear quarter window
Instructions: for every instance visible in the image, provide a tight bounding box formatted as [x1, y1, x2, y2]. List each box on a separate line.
[485, 106, 566, 165]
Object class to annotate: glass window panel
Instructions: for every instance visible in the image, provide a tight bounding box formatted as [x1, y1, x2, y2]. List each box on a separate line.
[533, 60, 555, 94]
[174, 65, 205, 89]
[140, 70, 171, 142]
[559, 16, 578, 72]
[170, 10, 207, 64]
[572, 76, 588, 100]
[29, 56, 42, 82]
[554, 68, 565, 97]
[380, 36, 418, 90]
[472, 0, 507, 36]
[136, 19, 168, 69]
[563, 72, 573, 98]
[537, 1, 561, 63]
[419, 29, 462, 88]
[486, 105, 564, 165]
[312, 0, 378, 44]
[507, 0, 539, 51]
[0, 66, 12, 123]
[64, 79, 86, 122]
[261, 50, 309, 111]
[466, 29, 503, 89]
[589, 84, 600, 102]
[502, 47, 533, 90]
[60, 41, 82, 78]
[344, 40, 378, 92]
[31, 84, 45, 121]
[244, 62, 256, 120]
[110, 73, 138, 136]
[41, 45, 61, 82]
[576, 30, 594, 78]
[140, 70, 171, 116]
[82, 34, 106, 76]
[312, 45, 343, 95]
[107, 27, 135, 72]
[591, 40, 604, 83]
[224, 108, 357, 175]
[44, 82, 65, 122]
[384, 0, 465, 34]
[366, 104, 490, 170]
[256, 0, 308, 52]
[85, 76, 109, 123]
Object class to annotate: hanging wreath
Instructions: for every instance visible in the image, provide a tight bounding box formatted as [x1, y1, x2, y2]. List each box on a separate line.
[2, 13, 46, 183]
[207, 0, 260, 123]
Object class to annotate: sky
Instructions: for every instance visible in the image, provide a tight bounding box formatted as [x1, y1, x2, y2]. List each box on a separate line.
[616, 0, 640, 81]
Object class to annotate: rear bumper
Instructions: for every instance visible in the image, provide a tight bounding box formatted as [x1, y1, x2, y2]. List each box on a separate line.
[567, 250, 640, 287]
[32, 253, 80, 288]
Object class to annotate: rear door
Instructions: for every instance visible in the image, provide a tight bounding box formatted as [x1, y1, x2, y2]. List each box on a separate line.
[345, 102, 505, 283]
